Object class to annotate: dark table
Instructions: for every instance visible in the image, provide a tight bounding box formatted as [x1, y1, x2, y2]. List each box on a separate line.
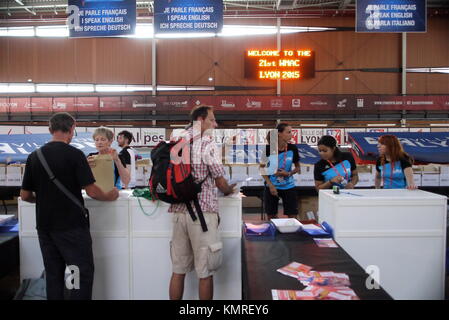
[242, 229, 393, 300]
[0, 231, 19, 279]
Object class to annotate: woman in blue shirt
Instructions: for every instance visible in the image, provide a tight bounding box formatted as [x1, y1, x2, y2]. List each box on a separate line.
[314, 135, 359, 191]
[260, 123, 301, 219]
[374, 134, 416, 189]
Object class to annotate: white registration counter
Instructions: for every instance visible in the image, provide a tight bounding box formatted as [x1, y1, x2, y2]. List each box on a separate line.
[18, 191, 242, 300]
[318, 189, 447, 300]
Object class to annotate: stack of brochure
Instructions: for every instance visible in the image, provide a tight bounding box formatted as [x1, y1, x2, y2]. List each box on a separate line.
[274, 261, 359, 300]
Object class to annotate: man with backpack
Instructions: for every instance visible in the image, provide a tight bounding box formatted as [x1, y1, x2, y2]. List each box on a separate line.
[165, 106, 236, 300]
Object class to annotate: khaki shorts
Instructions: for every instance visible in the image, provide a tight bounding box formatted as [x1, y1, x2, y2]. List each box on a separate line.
[170, 212, 223, 279]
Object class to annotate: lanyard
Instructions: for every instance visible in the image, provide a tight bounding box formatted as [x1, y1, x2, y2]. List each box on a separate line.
[382, 161, 394, 188]
[327, 160, 349, 181]
[279, 145, 288, 170]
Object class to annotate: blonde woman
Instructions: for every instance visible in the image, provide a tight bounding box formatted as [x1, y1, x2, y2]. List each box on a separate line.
[87, 127, 130, 189]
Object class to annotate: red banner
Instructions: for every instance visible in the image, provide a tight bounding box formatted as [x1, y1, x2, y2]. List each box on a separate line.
[1, 95, 449, 114]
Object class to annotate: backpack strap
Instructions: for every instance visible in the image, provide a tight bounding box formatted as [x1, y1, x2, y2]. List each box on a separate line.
[185, 201, 198, 223]
[193, 198, 208, 232]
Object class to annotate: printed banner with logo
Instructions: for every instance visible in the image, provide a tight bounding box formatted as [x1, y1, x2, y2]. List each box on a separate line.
[67, 0, 136, 37]
[356, 0, 426, 33]
[348, 132, 449, 164]
[0, 133, 99, 163]
[1, 95, 449, 113]
[154, 0, 223, 33]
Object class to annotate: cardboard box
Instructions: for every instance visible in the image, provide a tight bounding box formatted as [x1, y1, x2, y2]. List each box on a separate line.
[247, 165, 264, 186]
[298, 195, 318, 221]
[6, 165, 23, 186]
[296, 165, 314, 187]
[135, 166, 145, 187]
[136, 159, 151, 167]
[356, 165, 374, 187]
[0, 164, 6, 186]
[412, 166, 422, 187]
[230, 165, 249, 186]
[439, 165, 449, 186]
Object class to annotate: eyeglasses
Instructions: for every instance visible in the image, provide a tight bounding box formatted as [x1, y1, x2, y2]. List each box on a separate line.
[74, 129, 78, 137]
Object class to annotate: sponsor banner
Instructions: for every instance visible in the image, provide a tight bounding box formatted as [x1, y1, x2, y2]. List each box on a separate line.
[99, 96, 123, 112]
[53, 97, 76, 112]
[325, 128, 345, 145]
[356, 0, 426, 33]
[154, 0, 223, 33]
[299, 129, 324, 145]
[2, 95, 449, 113]
[68, 0, 136, 38]
[9, 97, 31, 114]
[75, 96, 99, 111]
[140, 128, 166, 146]
[367, 128, 388, 133]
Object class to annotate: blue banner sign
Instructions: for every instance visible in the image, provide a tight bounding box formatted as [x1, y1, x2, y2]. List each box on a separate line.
[356, 0, 426, 33]
[67, 0, 136, 37]
[349, 132, 449, 164]
[226, 144, 320, 165]
[154, 0, 223, 33]
[0, 133, 115, 164]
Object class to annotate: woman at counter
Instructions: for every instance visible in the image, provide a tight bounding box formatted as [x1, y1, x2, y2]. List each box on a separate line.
[87, 127, 130, 189]
[314, 135, 358, 191]
[260, 123, 300, 219]
[374, 134, 416, 190]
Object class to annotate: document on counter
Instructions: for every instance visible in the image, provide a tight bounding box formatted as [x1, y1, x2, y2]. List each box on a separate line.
[314, 238, 338, 248]
[217, 177, 252, 197]
[276, 262, 313, 279]
[91, 154, 114, 193]
[272, 286, 359, 300]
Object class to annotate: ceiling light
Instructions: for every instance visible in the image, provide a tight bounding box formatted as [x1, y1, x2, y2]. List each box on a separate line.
[0, 83, 35, 93]
[300, 124, 328, 127]
[367, 123, 396, 127]
[237, 124, 264, 127]
[430, 123, 449, 127]
[170, 124, 189, 127]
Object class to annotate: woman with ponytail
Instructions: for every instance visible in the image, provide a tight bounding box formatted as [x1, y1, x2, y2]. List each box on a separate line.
[375, 134, 416, 189]
[260, 123, 301, 219]
[314, 135, 358, 191]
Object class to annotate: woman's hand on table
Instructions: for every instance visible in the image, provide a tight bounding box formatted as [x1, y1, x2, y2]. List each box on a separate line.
[345, 182, 355, 189]
[331, 176, 343, 184]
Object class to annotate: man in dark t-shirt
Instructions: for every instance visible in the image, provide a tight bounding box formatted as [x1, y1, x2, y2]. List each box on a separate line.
[117, 130, 136, 188]
[20, 112, 119, 300]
